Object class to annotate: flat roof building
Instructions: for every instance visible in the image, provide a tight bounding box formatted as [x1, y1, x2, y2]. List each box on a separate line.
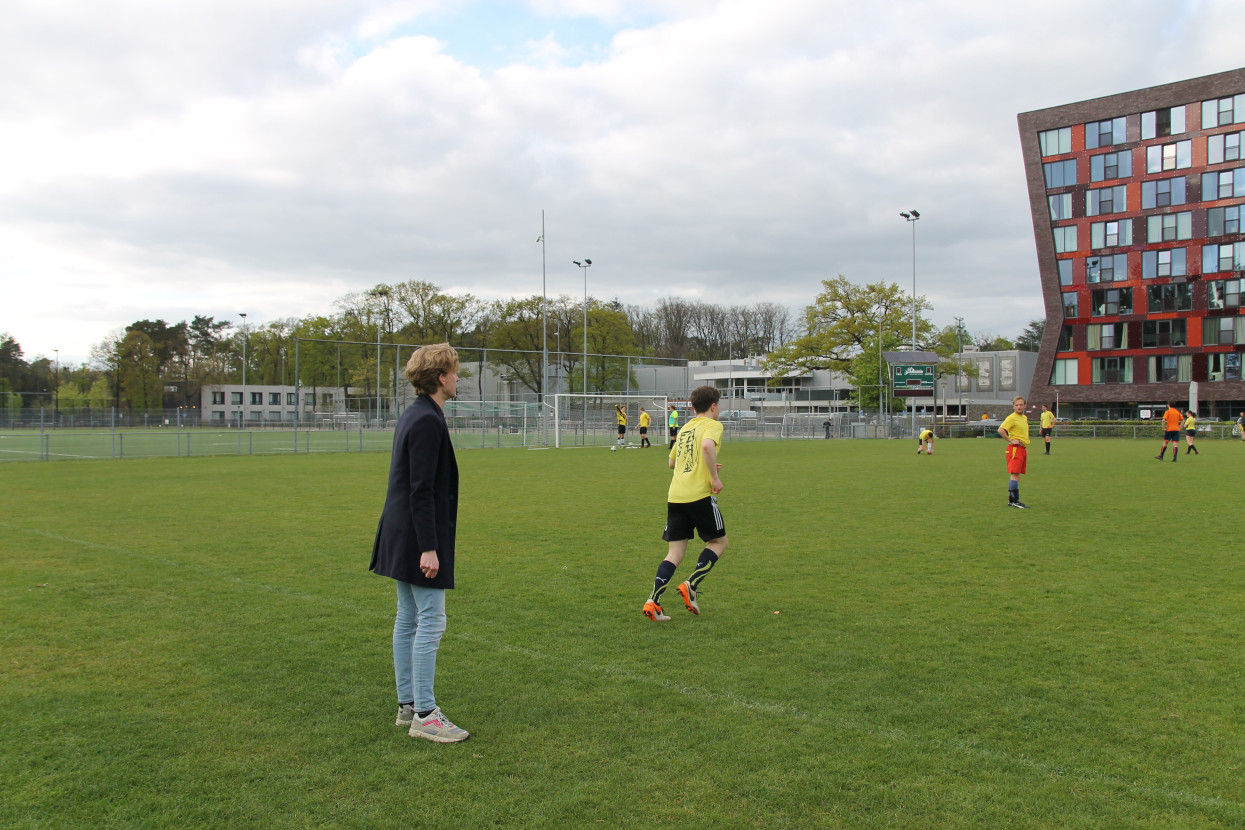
[1018, 67, 1245, 419]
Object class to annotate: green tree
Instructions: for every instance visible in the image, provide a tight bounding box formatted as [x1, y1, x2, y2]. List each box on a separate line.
[1015, 319, 1045, 352]
[116, 330, 162, 413]
[763, 276, 933, 384]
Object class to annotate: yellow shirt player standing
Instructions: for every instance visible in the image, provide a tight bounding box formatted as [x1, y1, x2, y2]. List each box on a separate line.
[1039, 404, 1055, 455]
[643, 386, 728, 622]
[1183, 410, 1200, 456]
[998, 396, 1031, 509]
[614, 404, 627, 450]
[638, 409, 652, 448]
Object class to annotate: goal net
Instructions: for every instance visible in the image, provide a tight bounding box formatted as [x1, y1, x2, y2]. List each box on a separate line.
[552, 394, 669, 449]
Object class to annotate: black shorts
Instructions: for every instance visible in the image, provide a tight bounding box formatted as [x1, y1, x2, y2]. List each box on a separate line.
[617, 424, 626, 436]
[1040, 427, 1052, 437]
[669, 427, 678, 438]
[639, 427, 648, 435]
[663, 496, 725, 543]
[1164, 430, 1180, 441]
[1186, 429, 1197, 437]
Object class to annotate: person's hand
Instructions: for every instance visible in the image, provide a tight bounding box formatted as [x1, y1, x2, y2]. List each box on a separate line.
[420, 551, 439, 578]
[711, 477, 723, 495]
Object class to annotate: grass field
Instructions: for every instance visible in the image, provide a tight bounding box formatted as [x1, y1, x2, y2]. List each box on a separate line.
[2, 438, 1242, 828]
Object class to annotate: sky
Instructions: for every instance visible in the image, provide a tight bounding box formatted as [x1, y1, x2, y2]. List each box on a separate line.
[2, 0, 1243, 365]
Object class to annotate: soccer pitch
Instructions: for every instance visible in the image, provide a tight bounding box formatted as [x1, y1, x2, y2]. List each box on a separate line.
[2, 440, 1241, 828]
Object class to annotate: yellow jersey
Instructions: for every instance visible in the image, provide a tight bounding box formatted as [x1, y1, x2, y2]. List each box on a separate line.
[616, 407, 627, 426]
[1184, 415, 1196, 431]
[1040, 410, 1054, 429]
[668, 416, 724, 503]
[919, 429, 933, 441]
[1000, 412, 1030, 447]
[639, 411, 651, 428]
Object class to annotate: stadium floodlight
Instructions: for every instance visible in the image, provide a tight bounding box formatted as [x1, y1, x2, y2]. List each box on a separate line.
[574, 259, 593, 398]
[900, 210, 921, 437]
[238, 312, 247, 429]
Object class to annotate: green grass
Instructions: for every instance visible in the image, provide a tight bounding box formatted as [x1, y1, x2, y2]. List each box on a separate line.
[1, 439, 1242, 828]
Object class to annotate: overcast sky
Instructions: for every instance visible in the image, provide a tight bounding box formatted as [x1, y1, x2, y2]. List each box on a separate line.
[3, 0, 1242, 365]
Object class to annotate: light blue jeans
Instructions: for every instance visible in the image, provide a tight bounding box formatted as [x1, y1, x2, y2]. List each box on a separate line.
[393, 581, 446, 713]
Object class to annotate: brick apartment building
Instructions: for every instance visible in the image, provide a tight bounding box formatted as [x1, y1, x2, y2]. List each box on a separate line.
[1018, 67, 1245, 419]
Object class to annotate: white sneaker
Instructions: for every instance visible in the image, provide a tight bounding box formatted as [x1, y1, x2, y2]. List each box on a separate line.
[409, 707, 470, 743]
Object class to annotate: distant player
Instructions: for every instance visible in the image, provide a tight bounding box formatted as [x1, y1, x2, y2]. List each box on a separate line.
[615, 404, 627, 449]
[1237, 412, 1245, 443]
[1039, 404, 1054, 455]
[1155, 401, 1182, 462]
[998, 396, 1030, 509]
[643, 386, 727, 622]
[1183, 410, 1199, 456]
[917, 426, 934, 455]
[638, 408, 651, 448]
[667, 405, 680, 450]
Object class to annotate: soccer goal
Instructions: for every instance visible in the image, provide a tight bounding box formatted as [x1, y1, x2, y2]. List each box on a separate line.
[552, 394, 669, 449]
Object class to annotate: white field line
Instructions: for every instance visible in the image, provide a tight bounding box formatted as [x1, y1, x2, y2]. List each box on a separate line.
[1, 519, 1241, 817]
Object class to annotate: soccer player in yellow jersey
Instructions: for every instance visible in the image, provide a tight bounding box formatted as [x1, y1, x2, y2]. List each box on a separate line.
[1183, 410, 1199, 456]
[1039, 404, 1055, 455]
[667, 406, 680, 449]
[643, 386, 728, 622]
[614, 404, 627, 449]
[998, 396, 1031, 509]
[638, 408, 651, 448]
[917, 426, 934, 455]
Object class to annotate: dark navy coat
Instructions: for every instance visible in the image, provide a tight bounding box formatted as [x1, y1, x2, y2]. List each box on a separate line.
[369, 394, 459, 588]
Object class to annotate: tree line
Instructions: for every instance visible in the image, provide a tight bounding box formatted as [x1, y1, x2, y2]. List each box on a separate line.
[4, 278, 1040, 415]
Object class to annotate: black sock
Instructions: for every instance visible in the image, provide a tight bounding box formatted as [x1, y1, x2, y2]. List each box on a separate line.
[650, 559, 677, 603]
[416, 709, 434, 719]
[687, 548, 719, 591]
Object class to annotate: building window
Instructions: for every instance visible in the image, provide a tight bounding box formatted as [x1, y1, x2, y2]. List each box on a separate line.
[1062, 291, 1079, 318]
[1142, 106, 1186, 139]
[1142, 318, 1187, 346]
[1090, 220, 1131, 249]
[1202, 316, 1241, 345]
[231, 392, 242, 405]
[287, 393, 297, 405]
[1051, 358, 1079, 385]
[1201, 168, 1245, 201]
[1208, 206, 1242, 237]
[1201, 94, 1245, 129]
[1140, 177, 1186, 209]
[1092, 356, 1132, 383]
[1088, 322, 1127, 350]
[1149, 354, 1192, 383]
[1201, 242, 1245, 274]
[1208, 130, 1243, 165]
[269, 392, 281, 405]
[1092, 287, 1132, 316]
[1085, 117, 1126, 149]
[1086, 253, 1127, 283]
[1090, 151, 1132, 182]
[1146, 212, 1192, 243]
[211, 391, 225, 405]
[1039, 127, 1072, 156]
[1043, 158, 1077, 188]
[1058, 259, 1074, 286]
[1087, 185, 1127, 216]
[1208, 352, 1243, 381]
[319, 392, 333, 406]
[251, 392, 263, 405]
[1058, 325, 1073, 350]
[1146, 284, 1192, 313]
[1049, 193, 1073, 221]
[1141, 248, 1186, 278]
[304, 394, 315, 406]
[1146, 140, 1192, 173]
[1207, 278, 1243, 309]
[1052, 225, 1078, 253]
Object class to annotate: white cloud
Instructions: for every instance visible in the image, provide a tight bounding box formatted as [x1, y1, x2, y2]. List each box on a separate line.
[2, 0, 1243, 363]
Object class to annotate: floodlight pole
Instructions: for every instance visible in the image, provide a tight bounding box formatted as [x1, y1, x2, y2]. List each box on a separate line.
[574, 259, 592, 394]
[539, 210, 548, 404]
[901, 209, 920, 438]
[238, 312, 247, 429]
